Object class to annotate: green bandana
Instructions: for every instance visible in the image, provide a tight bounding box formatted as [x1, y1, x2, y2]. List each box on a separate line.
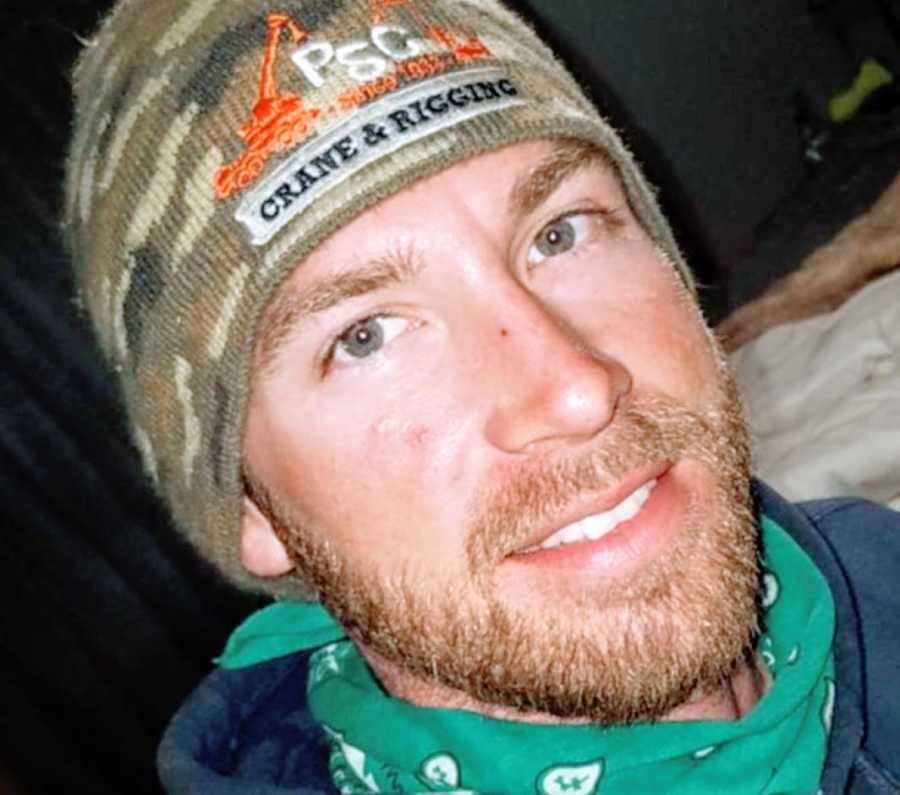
[219, 516, 836, 794]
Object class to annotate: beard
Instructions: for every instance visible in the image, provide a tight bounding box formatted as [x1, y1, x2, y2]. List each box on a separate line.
[253, 363, 759, 726]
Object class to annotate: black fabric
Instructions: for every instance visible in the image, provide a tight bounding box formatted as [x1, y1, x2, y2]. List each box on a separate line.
[1, 250, 262, 792]
[507, 0, 900, 318]
[0, 7, 262, 792]
[2, 2, 898, 793]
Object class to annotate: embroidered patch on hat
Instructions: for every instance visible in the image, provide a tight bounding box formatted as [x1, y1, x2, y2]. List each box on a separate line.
[214, 5, 495, 200]
[211, 3, 526, 245]
[237, 66, 522, 245]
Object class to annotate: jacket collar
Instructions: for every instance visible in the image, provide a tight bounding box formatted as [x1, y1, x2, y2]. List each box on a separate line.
[753, 480, 863, 792]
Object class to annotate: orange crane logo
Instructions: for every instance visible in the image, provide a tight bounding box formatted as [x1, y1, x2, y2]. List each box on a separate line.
[373, 0, 490, 62]
[370, 0, 415, 24]
[425, 25, 490, 64]
[214, 12, 323, 200]
[214, 3, 491, 201]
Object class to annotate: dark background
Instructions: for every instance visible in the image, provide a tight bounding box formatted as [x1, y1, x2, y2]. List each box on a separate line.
[1, 1, 898, 792]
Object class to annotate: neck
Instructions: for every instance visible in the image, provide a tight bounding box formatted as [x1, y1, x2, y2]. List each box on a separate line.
[359, 646, 769, 725]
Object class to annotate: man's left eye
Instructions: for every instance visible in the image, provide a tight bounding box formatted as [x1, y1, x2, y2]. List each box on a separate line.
[526, 213, 593, 268]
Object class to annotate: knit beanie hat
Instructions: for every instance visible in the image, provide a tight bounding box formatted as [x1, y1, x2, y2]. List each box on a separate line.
[65, 0, 694, 599]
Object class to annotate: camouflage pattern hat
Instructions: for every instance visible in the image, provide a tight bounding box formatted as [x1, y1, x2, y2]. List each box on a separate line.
[65, 0, 693, 599]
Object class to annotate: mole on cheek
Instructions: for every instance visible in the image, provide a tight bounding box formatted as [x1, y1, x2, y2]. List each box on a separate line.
[500, 328, 509, 337]
[407, 424, 430, 446]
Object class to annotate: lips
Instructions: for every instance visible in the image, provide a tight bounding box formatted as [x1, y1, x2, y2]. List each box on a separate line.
[496, 462, 693, 588]
[518, 478, 658, 554]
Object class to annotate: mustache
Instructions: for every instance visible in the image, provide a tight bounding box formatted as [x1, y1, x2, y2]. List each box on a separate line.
[465, 394, 739, 572]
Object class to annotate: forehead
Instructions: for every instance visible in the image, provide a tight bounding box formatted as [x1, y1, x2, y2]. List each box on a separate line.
[296, 138, 613, 272]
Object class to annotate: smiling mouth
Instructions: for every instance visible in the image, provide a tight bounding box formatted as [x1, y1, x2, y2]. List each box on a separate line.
[518, 478, 659, 554]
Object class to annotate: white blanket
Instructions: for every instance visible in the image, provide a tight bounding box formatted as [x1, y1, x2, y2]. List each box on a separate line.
[730, 268, 900, 511]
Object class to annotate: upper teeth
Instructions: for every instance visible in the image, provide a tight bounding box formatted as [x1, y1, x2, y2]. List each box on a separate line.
[523, 479, 658, 553]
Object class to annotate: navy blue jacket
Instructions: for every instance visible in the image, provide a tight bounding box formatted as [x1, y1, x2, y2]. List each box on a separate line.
[158, 483, 900, 793]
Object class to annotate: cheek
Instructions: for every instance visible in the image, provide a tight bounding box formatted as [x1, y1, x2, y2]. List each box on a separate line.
[631, 285, 720, 399]
[281, 388, 466, 534]
[363, 399, 469, 490]
[362, 416, 435, 485]
[581, 258, 719, 403]
[371, 416, 431, 449]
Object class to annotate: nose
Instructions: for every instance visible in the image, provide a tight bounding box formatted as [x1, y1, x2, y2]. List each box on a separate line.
[482, 292, 632, 454]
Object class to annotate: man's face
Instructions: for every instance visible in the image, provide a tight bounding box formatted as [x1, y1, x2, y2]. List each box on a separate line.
[244, 139, 759, 724]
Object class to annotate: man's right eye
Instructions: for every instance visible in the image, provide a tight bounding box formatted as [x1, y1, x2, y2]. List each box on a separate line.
[331, 314, 409, 365]
[526, 212, 594, 269]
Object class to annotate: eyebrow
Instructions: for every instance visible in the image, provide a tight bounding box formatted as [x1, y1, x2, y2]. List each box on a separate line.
[255, 248, 421, 377]
[508, 138, 611, 220]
